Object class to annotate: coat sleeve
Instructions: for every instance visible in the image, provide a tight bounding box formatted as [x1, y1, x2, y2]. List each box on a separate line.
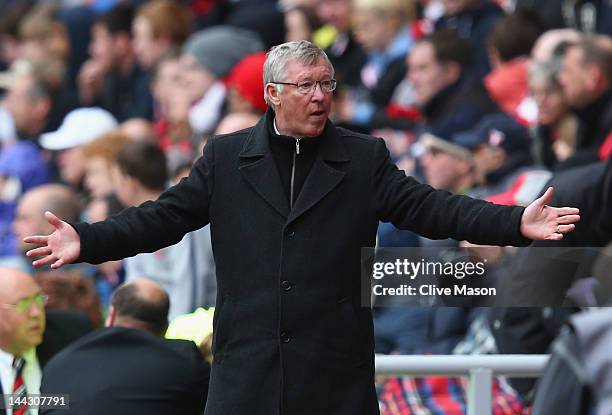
[372, 138, 531, 246]
[73, 139, 215, 264]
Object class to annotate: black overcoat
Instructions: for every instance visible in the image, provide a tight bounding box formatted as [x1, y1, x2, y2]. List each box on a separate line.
[74, 111, 529, 415]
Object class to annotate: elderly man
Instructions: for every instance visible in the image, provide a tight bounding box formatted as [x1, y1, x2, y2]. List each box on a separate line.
[0, 268, 91, 415]
[25, 40, 579, 415]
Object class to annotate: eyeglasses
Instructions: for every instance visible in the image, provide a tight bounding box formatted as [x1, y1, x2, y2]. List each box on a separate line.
[271, 79, 337, 95]
[2, 293, 48, 313]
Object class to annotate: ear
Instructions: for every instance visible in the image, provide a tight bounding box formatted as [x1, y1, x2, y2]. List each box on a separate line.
[105, 305, 116, 327]
[265, 83, 281, 107]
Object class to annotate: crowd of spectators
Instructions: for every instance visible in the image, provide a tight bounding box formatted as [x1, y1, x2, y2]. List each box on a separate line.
[0, 0, 611, 413]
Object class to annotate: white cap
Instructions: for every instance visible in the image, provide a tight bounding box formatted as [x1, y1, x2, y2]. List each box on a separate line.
[40, 107, 118, 150]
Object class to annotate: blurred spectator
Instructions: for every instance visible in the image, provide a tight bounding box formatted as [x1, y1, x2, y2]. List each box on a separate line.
[181, 26, 264, 135]
[485, 10, 544, 124]
[455, 112, 552, 205]
[435, 0, 504, 80]
[214, 112, 261, 135]
[0, 1, 35, 70]
[336, 0, 416, 130]
[132, 0, 193, 71]
[0, 69, 53, 259]
[82, 130, 129, 199]
[39, 107, 117, 192]
[78, 4, 153, 121]
[284, 4, 321, 42]
[113, 141, 216, 319]
[528, 58, 577, 169]
[315, 0, 367, 88]
[12, 184, 91, 282]
[420, 125, 475, 193]
[0, 267, 92, 411]
[35, 271, 103, 328]
[3, 63, 53, 139]
[225, 52, 267, 115]
[40, 279, 210, 415]
[408, 29, 496, 134]
[557, 35, 612, 169]
[17, 4, 70, 66]
[531, 28, 582, 62]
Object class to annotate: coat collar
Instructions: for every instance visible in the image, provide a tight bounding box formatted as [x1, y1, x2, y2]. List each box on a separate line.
[239, 108, 350, 222]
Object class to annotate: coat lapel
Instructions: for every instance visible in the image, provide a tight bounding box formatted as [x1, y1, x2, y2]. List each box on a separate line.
[287, 124, 350, 226]
[239, 115, 290, 218]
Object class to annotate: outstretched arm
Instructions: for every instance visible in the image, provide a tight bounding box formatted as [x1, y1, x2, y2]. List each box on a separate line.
[24, 211, 81, 269]
[520, 187, 580, 241]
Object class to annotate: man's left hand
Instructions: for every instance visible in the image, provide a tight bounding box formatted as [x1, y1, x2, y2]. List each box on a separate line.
[520, 187, 580, 241]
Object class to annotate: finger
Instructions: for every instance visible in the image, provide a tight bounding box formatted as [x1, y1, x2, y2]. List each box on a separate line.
[556, 207, 580, 216]
[545, 232, 564, 241]
[51, 258, 65, 269]
[45, 211, 63, 228]
[32, 255, 56, 268]
[557, 224, 575, 233]
[538, 187, 554, 206]
[26, 246, 52, 258]
[23, 235, 49, 244]
[557, 214, 581, 225]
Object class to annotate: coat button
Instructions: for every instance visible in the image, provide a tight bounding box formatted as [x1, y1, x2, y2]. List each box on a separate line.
[281, 280, 292, 291]
[280, 332, 291, 343]
[287, 230, 295, 238]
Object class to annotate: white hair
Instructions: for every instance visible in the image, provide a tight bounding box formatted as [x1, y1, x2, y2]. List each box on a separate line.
[263, 40, 334, 106]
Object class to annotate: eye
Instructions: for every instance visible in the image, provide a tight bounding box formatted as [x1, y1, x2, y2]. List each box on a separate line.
[298, 81, 315, 93]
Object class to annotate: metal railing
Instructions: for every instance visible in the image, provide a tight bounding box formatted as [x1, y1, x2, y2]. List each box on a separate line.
[375, 354, 550, 415]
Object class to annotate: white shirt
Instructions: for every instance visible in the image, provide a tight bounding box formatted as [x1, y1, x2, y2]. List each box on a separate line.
[0, 348, 41, 415]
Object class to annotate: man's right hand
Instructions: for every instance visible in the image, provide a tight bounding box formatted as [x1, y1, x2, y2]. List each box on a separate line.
[23, 211, 81, 269]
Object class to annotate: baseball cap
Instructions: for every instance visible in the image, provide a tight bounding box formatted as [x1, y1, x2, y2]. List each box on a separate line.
[453, 113, 530, 154]
[39, 107, 118, 150]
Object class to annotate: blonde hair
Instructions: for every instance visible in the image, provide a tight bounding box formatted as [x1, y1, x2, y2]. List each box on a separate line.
[83, 130, 130, 166]
[351, 0, 416, 21]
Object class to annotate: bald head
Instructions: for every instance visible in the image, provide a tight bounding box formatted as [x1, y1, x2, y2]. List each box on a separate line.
[13, 184, 81, 255]
[108, 279, 170, 336]
[214, 112, 260, 135]
[0, 268, 46, 355]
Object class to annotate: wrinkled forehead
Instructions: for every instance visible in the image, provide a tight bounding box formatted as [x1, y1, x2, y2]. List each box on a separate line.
[284, 57, 333, 80]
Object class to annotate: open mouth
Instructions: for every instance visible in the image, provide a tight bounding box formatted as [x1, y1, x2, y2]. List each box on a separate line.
[310, 110, 325, 117]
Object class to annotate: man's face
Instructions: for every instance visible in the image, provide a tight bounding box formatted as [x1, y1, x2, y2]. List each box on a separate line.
[84, 156, 114, 199]
[558, 47, 591, 109]
[0, 275, 46, 355]
[179, 54, 216, 103]
[89, 23, 116, 72]
[271, 58, 333, 138]
[420, 146, 472, 191]
[12, 194, 47, 255]
[408, 42, 455, 108]
[530, 79, 569, 126]
[132, 16, 166, 70]
[57, 147, 87, 187]
[4, 75, 37, 136]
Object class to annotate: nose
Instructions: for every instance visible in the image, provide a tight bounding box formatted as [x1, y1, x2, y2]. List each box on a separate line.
[311, 82, 325, 101]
